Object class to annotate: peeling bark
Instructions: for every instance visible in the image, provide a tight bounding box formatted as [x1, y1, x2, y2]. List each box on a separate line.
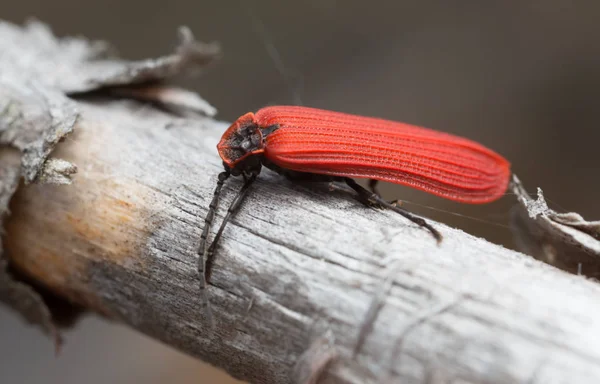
[0, 19, 218, 348]
[511, 175, 600, 277]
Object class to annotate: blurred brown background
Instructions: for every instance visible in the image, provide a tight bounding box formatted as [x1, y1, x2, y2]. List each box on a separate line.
[2, 1, 599, 383]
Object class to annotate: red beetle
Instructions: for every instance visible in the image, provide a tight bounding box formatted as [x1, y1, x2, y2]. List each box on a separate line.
[197, 105, 510, 323]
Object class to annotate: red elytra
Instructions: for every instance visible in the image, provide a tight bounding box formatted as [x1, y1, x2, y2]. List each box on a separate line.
[198, 105, 511, 326]
[217, 105, 510, 204]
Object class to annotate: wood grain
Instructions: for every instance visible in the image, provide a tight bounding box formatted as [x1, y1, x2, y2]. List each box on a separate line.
[5, 99, 600, 384]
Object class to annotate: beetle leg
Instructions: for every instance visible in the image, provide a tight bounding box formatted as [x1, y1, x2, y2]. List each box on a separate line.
[368, 179, 380, 195]
[328, 181, 385, 209]
[389, 199, 403, 207]
[198, 171, 230, 327]
[327, 181, 353, 193]
[369, 178, 404, 206]
[330, 180, 381, 209]
[344, 178, 442, 243]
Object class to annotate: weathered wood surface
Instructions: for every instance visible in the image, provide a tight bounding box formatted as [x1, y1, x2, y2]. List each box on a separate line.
[4, 97, 600, 383]
[0, 19, 219, 345]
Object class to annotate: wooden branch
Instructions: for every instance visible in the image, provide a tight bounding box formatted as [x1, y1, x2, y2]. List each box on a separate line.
[4, 98, 600, 383]
[0, 19, 220, 344]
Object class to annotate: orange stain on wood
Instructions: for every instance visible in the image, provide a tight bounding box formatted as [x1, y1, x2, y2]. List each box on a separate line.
[1, 117, 170, 318]
[3, 177, 160, 318]
[115, 199, 134, 208]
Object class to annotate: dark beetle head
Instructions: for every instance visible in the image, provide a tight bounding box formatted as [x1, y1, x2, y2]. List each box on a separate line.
[218, 112, 264, 175]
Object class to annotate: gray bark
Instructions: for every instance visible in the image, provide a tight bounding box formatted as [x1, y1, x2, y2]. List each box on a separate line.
[2, 19, 600, 384]
[0, 19, 218, 345]
[5, 99, 600, 384]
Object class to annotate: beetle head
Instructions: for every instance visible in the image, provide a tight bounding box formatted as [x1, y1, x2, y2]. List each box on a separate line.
[218, 112, 264, 176]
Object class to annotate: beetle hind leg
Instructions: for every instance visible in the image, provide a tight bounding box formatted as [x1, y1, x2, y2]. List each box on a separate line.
[368, 179, 380, 196]
[331, 180, 384, 209]
[345, 178, 442, 243]
[369, 178, 404, 207]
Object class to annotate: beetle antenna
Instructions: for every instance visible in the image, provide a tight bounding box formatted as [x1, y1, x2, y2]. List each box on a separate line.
[205, 173, 257, 286]
[198, 171, 230, 328]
